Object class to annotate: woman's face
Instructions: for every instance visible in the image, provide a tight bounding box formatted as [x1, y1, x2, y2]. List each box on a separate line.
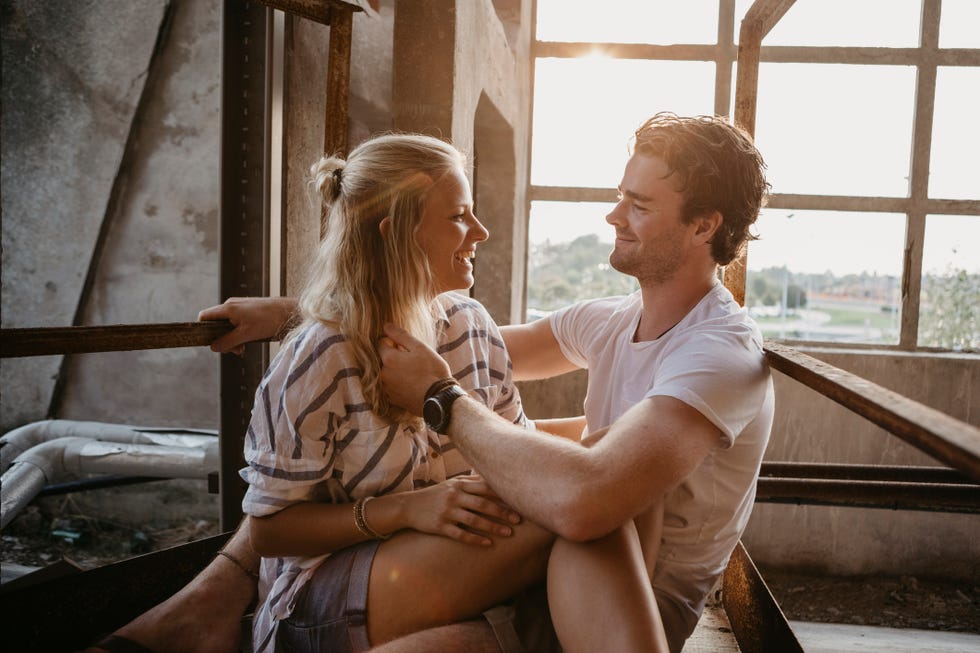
[416, 166, 489, 294]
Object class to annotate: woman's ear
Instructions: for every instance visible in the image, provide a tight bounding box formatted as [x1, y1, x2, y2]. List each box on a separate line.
[379, 215, 392, 238]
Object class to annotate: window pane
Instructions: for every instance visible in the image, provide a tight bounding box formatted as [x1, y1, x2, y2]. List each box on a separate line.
[531, 58, 715, 187]
[526, 201, 637, 315]
[755, 63, 915, 197]
[929, 67, 980, 200]
[746, 209, 904, 344]
[536, 0, 719, 44]
[918, 215, 980, 350]
[939, 0, 980, 48]
[734, 0, 920, 47]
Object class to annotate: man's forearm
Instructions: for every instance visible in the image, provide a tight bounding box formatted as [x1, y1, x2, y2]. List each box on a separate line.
[448, 397, 603, 541]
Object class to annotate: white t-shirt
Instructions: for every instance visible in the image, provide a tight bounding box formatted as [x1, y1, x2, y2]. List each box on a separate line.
[550, 284, 774, 626]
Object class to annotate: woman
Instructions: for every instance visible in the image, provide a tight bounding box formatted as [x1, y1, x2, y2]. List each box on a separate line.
[241, 133, 552, 653]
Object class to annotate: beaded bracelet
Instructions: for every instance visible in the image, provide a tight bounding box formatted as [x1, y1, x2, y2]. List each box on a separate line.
[353, 496, 390, 540]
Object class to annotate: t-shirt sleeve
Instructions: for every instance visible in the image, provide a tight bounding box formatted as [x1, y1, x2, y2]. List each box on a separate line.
[646, 328, 770, 448]
[456, 299, 528, 427]
[240, 328, 350, 517]
[549, 296, 625, 369]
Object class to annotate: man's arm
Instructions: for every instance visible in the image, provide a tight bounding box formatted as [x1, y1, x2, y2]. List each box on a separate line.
[500, 319, 579, 382]
[379, 324, 720, 542]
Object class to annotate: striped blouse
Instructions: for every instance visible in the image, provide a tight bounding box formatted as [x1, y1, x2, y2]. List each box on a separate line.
[241, 292, 528, 652]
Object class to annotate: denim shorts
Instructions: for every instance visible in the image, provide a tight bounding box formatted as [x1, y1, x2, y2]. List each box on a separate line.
[275, 539, 381, 653]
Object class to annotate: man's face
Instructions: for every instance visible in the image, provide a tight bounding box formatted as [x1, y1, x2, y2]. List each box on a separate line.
[605, 153, 694, 284]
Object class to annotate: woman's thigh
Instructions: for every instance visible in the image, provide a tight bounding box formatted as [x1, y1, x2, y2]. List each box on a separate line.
[367, 518, 554, 645]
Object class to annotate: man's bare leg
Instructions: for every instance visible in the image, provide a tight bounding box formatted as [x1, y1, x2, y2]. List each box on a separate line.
[369, 621, 500, 653]
[547, 517, 668, 653]
[83, 519, 258, 653]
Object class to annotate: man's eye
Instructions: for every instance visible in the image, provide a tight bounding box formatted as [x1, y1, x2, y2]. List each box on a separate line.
[634, 204, 649, 213]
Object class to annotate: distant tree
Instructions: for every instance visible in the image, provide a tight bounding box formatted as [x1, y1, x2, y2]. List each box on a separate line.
[919, 268, 979, 350]
[527, 235, 638, 311]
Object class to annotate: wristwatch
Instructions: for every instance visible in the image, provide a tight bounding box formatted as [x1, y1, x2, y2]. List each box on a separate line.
[423, 384, 467, 434]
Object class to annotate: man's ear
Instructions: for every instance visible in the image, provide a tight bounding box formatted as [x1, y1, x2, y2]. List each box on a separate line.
[694, 210, 723, 245]
[379, 215, 392, 238]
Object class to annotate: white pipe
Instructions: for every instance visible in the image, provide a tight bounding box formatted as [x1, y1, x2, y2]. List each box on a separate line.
[1, 434, 219, 531]
[1, 419, 217, 473]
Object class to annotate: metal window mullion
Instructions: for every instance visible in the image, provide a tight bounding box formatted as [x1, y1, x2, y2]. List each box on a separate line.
[219, 0, 270, 529]
[901, 0, 941, 350]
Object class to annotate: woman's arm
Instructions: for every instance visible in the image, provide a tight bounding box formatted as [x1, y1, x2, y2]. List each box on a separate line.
[249, 475, 522, 557]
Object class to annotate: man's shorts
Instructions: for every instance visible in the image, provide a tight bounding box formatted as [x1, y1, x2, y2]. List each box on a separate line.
[483, 585, 562, 653]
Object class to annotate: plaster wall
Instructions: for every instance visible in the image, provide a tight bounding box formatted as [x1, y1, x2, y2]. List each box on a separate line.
[1, 0, 171, 431]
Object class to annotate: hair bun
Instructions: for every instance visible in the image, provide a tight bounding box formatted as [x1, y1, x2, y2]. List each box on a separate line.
[311, 156, 346, 200]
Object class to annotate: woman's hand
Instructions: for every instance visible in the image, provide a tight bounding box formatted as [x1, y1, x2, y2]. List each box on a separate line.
[198, 296, 298, 354]
[401, 475, 522, 546]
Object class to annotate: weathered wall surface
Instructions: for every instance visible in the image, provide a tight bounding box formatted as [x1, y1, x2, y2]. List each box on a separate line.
[741, 349, 980, 580]
[56, 0, 221, 428]
[1, 0, 170, 431]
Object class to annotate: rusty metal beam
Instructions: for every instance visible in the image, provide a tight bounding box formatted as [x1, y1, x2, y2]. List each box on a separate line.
[760, 461, 973, 484]
[765, 341, 980, 482]
[0, 322, 237, 358]
[723, 541, 804, 653]
[757, 477, 980, 513]
[323, 5, 353, 158]
[0, 533, 231, 651]
[725, 0, 795, 306]
[253, 0, 362, 25]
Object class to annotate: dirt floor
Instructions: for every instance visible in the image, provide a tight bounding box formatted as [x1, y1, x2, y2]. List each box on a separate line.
[2, 506, 978, 635]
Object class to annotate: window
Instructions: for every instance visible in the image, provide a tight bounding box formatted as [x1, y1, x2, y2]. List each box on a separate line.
[527, 0, 980, 351]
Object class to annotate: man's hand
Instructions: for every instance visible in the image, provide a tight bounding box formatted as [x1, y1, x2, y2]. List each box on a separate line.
[198, 297, 297, 355]
[378, 323, 452, 415]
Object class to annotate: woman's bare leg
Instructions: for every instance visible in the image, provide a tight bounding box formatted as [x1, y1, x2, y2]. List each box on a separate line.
[547, 503, 668, 653]
[367, 518, 554, 645]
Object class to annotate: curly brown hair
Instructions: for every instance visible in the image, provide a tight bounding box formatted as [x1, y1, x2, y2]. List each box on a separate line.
[632, 112, 770, 266]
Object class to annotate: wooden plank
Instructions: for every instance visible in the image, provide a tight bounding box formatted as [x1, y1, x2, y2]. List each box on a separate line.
[765, 341, 980, 482]
[0, 321, 236, 358]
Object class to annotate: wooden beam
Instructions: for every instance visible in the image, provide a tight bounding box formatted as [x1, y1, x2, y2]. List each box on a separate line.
[764, 341, 980, 482]
[0, 322, 237, 358]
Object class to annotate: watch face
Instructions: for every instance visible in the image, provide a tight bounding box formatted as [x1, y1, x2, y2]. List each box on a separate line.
[423, 396, 444, 431]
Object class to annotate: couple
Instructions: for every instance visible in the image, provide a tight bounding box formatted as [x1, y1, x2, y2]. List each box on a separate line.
[90, 112, 774, 653]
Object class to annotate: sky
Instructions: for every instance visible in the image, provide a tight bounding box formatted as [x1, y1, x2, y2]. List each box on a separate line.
[529, 0, 980, 277]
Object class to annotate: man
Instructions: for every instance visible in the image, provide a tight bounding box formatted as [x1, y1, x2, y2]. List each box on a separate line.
[88, 113, 772, 653]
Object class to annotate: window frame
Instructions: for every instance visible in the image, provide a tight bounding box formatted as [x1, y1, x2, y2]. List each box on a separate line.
[526, 0, 980, 351]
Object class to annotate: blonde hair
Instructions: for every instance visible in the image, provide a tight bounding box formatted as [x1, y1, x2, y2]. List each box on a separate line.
[299, 133, 466, 421]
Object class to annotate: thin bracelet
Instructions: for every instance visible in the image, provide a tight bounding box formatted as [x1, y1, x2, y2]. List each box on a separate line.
[353, 496, 390, 540]
[217, 550, 260, 581]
